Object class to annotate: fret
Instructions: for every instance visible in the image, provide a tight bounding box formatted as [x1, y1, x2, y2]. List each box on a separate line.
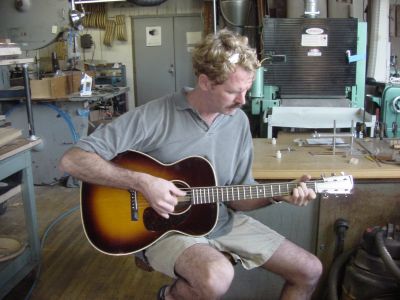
[278, 184, 281, 195]
[270, 184, 273, 197]
[262, 184, 266, 198]
[236, 187, 240, 200]
[231, 186, 234, 201]
[199, 189, 202, 204]
[250, 186, 253, 199]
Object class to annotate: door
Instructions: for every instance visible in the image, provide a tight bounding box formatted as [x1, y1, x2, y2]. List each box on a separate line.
[133, 16, 203, 106]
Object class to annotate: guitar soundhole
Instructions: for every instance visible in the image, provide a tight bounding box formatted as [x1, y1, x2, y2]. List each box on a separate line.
[142, 180, 192, 232]
[172, 180, 191, 214]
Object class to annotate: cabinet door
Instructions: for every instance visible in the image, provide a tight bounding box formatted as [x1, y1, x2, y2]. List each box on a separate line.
[133, 17, 175, 106]
[133, 16, 203, 106]
[173, 16, 203, 92]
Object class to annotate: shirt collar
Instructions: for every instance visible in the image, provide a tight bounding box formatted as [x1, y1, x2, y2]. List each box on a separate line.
[175, 87, 193, 111]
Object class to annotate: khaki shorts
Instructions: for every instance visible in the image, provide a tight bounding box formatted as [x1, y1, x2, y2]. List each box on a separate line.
[144, 212, 285, 278]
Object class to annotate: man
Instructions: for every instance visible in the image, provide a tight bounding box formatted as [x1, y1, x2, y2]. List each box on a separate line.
[59, 29, 322, 300]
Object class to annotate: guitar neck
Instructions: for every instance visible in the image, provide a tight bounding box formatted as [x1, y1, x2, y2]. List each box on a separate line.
[189, 181, 318, 204]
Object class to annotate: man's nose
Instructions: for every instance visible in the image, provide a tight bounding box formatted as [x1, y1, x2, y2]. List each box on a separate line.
[236, 92, 246, 104]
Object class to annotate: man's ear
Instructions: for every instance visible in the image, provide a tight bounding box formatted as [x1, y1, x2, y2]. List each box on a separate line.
[198, 74, 211, 91]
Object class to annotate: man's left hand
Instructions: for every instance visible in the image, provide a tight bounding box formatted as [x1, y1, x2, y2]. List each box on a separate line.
[277, 175, 316, 206]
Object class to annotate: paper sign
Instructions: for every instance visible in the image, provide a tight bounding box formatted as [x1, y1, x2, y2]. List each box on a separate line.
[146, 26, 162, 47]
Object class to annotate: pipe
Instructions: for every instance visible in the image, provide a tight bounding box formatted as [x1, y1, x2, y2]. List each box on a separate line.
[126, 0, 167, 6]
[375, 230, 400, 282]
[213, 0, 217, 34]
[304, 0, 320, 18]
[22, 63, 38, 141]
[327, 247, 357, 300]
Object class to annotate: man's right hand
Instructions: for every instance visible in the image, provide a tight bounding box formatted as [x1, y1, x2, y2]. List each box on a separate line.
[138, 174, 186, 219]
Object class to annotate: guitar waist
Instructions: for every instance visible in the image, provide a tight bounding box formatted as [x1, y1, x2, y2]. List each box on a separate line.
[205, 203, 234, 239]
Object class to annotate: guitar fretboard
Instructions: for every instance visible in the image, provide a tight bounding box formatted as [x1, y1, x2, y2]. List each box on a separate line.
[189, 182, 318, 204]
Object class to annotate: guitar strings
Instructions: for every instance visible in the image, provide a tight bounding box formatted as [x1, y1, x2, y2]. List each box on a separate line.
[131, 181, 320, 208]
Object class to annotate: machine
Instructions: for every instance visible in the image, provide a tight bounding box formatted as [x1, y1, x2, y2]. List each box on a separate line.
[250, 15, 374, 138]
[363, 0, 400, 139]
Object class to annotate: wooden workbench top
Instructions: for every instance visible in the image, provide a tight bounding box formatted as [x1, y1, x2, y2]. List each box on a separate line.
[252, 136, 400, 180]
[0, 138, 42, 161]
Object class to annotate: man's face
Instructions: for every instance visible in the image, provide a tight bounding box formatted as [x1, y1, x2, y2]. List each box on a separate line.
[206, 66, 254, 115]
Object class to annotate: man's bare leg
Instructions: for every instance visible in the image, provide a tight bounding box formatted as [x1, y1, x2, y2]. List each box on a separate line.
[164, 244, 234, 300]
[263, 239, 323, 300]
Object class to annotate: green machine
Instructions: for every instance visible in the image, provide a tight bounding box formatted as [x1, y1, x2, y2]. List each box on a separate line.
[367, 84, 400, 138]
[381, 85, 400, 138]
[250, 18, 368, 137]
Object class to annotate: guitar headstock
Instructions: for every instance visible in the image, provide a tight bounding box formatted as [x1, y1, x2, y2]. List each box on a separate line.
[315, 175, 354, 195]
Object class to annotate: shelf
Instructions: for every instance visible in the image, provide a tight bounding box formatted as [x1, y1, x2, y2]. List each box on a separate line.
[0, 184, 21, 205]
[74, 0, 125, 3]
[0, 58, 34, 66]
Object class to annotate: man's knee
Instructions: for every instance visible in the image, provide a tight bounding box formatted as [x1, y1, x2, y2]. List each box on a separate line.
[200, 258, 235, 297]
[298, 254, 323, 285]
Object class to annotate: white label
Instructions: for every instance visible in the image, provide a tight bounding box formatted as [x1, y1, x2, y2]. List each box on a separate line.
[307, 49, 322, 56]
[301, 34, 328, 47]
[52, 25, 58, 34]
[305, 28, 324, 35]
[186, 32, 202, 45]
[146, 26, 162, 47]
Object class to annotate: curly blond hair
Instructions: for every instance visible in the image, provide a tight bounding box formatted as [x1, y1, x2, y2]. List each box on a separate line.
[191, 29, 260, 85]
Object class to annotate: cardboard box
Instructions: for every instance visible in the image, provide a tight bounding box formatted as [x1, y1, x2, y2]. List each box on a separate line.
[30, 76, 68, 99]
[65, 71, 83, 94]
[65, 71, 95, 94]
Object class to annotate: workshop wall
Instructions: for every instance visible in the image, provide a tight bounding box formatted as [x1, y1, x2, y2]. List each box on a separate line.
[37, 0, 400, 110]
[86, 0, 201, 109]
[37, 0, 201, 110]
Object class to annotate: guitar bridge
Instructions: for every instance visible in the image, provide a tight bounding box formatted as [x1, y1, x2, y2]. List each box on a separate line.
[130, 190, 138, 221]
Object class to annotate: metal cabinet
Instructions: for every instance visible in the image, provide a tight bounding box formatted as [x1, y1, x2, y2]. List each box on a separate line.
[132, 15, 203, 106]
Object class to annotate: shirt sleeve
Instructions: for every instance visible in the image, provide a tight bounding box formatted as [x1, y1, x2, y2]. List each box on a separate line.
[75, 109, 146, 160]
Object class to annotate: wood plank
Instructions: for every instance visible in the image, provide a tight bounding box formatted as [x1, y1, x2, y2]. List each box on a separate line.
[0, 57, 34, 66]
[0, 127, 22, 148]
[0, 138, 42, 161]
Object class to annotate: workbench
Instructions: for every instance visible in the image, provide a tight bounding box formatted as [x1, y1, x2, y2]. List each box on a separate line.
[224, 134, 400, 300]
[252, 136, 400, 179]
[0, 138, 41, 299]
[2, 86, 128, 184]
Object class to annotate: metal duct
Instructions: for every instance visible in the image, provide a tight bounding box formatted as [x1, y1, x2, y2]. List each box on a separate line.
[220, 0, 250, 34]
[126, 0, 167, 6]
[304, 0, 320, 18]
[287, 0, 327, 18]
[366, 0, 390, 83]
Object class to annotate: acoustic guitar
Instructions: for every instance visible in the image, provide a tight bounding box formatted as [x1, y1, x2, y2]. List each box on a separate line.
[81, 150, 353, 255]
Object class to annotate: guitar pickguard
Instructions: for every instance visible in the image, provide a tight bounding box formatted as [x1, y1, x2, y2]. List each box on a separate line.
[143, 207, 190, 232]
